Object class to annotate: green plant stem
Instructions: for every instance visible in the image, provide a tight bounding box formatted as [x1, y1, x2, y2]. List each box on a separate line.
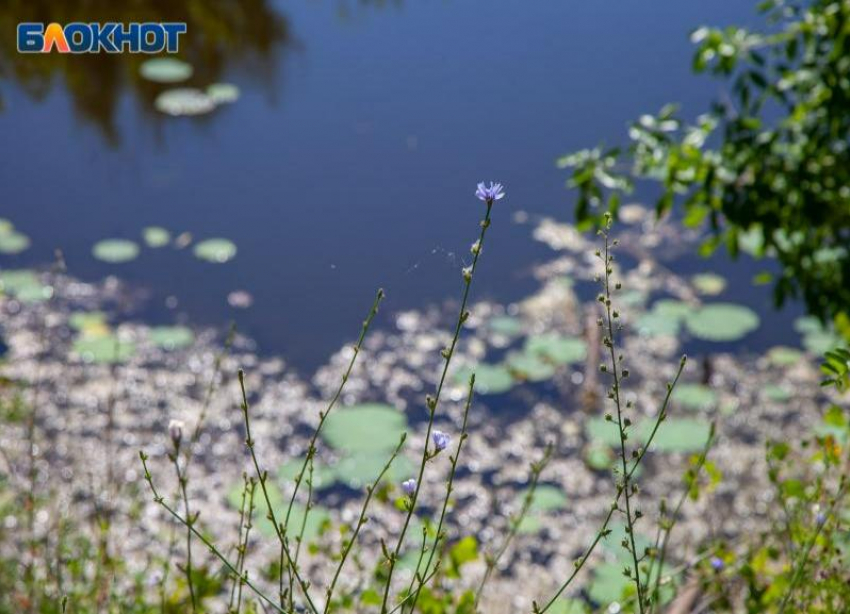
[238, 370, 320, 614]
[324, 434, 407, 613]
[406, 374, 476, 613]
[475, 443, 553, 608]
[600, 229, 646, 613]
[140, 452, 285, 614]
[379, 201, 494, 614]
[171, 452, 197, 613]
[282, 288, 384, 609]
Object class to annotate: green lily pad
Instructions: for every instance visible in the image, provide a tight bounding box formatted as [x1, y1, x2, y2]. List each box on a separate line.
[640, 418, 712, 453]
[0, 219, 12, 235]
[588, 562, 634, 605]
[506, 351, 557, 382]
[585, 416, 623, 447]
[72, 335, 136, 364]
[488, 315, 524, 337]
[545, 599, 589, 614]
[518, 485, 567, 512]
[672, 383, 717, 411]
[139, 58, 193, 83]
[194, 238, 237, 263]
[69, 312, 108, 336]
[763, 384, 792, 402]
[334, 452, 415, 489]
[322, 404, 407, 454]
[155, 88, 216, 117]
[226, 482, 330, 540]
[278, 458, 338, 491]
[685, 303, 760, 342]
[525, 334, 587, 365]
[0, 231, 30, 254]
[766, 346, 804, 367]
[652, 299, 693, 320]
[455, 364, 513, 394]
[207, 83, 241, 104]
[517, 515, 543, 535]
[794, 318, 843, 354]
[0, 270, 52, 303]
[584, 443, 614, 471]
[143, 227, 171, 248]
[691, 273, 727, 296]
[149, 326, 194, 350]
[635, 311, 681, 337]
[92, 239, 140, 263]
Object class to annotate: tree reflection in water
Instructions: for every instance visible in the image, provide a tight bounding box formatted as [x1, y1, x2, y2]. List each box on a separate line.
[0, 0, 290, 143]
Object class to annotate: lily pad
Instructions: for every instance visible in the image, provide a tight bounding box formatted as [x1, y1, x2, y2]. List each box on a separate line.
[92, 239, 140, 263]
[0, 270, 52, 303]
[143, 227, 171, 248]
[334, 452, 415, 489]
[69, 312, 108, 336]
[194, 238, 237, 263]
[207, 83, 241, 104]
[517, 515, 543, 535]
[0, 219, 12, 235]
[640, 418, 711, 453]
[525, 334, 587, 365]
[487, 315, 523, 337]
[635, 311, 681, 337]
[584, 443, 614, 471]
[0, 231, 30, 254]
[545, 599, 589, 614]
[685, 303, 760, 342]
[518, 485, 567, 512]
[139, 58, 193, 83]
[587, 562, 633, 605]
[652, 299, 693, 320]
[672, 384, 717, 411]
[72, 335, 136, 364]
[322, 404, 407, 454]
[155, 88, 216, 117]
[585, 416, 623, 447]
[506, 351, 556, 382]
[226, 482, 330, 540]
[766, 346, 804, 367]
[149, 326, 194, 350]
[691, 273, 727, 296]
[278, 458, 338, 491]
[455, 364, 513, 394]
[763, 384, 792, 402]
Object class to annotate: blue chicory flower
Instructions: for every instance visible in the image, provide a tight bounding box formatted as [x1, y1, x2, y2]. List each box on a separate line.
[475, 182, 506, 203]
[402, 479, 417, 496]
[432, 430, 451, 452]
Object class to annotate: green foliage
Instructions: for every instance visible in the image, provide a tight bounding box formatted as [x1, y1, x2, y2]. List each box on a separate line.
[560, 0, 850, 333]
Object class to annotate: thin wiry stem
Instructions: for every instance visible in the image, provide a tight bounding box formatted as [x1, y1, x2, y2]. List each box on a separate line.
[237, 369, 319, 614]
[170, 451, 197, 613]
[599, 227, 646, 613]
[324, 433, 407, 613]
[533, 221, 688, 614]
[283, 288, 384, 609]
[406, 374, 476, 613]
[139, 452, 284, 614]
[229, 473, 256, 614]
[646, 422, 716, 613]
[380, 200, 495, 614]
[475, 443, 554, 608]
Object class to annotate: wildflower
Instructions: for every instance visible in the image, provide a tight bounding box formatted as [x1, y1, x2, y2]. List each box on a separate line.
[710, 556, 724, 571]
[816, 511, 827, 526]
[475, 181, 505, 203]
[402, 479, 417, 496]
[168, 419, 184, 449]
[470, 240, 481, 255]
[462, 266, 473, 283]
[432, 430, 451, 452]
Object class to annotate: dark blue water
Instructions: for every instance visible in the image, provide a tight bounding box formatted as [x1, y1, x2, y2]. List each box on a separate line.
[1, 1, 785, 372]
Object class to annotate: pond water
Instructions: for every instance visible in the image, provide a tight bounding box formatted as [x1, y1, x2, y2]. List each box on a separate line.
[0, 0, 799, 372]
